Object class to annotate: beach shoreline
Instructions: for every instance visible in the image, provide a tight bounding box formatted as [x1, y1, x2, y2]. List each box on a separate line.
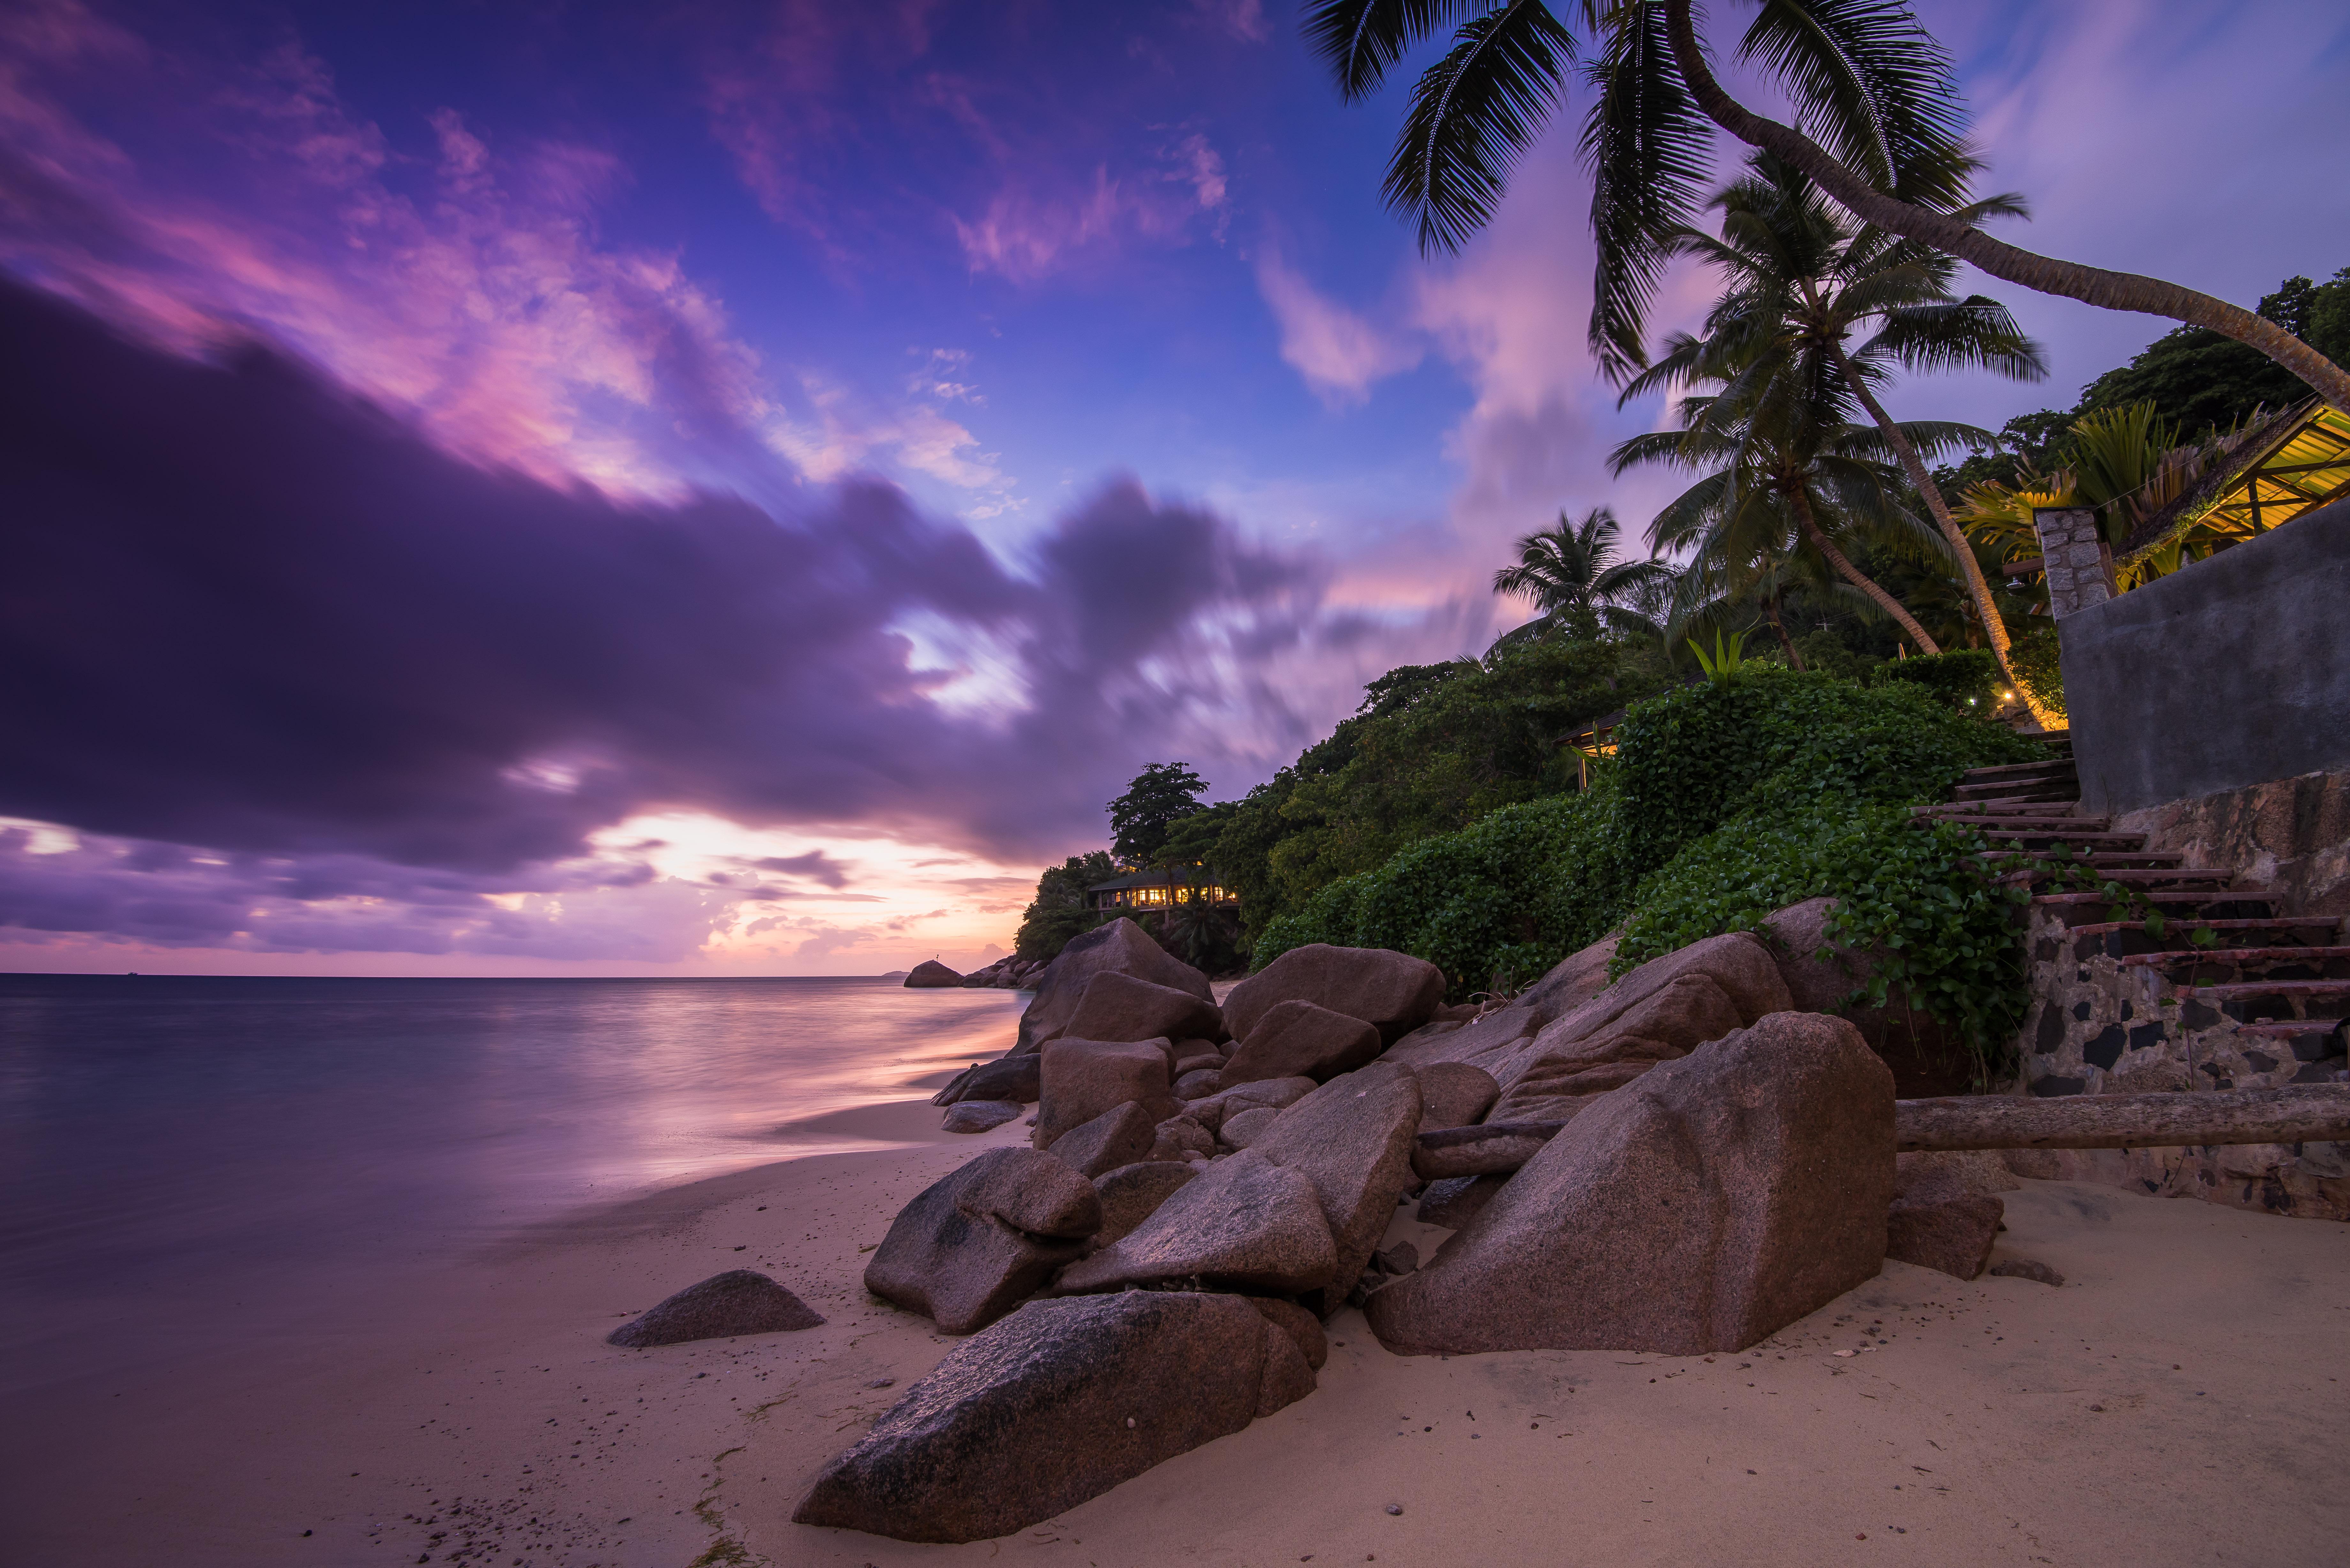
[13, 1098, 2348, 1567]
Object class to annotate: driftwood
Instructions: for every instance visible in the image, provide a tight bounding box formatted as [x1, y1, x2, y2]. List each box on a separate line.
[1894, 1085, 2350, 1152]
[1411, 1086, 2350, 1179]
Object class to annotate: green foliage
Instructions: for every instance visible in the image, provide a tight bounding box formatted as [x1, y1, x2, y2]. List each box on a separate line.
[2006, 627, 2065, 721]
[1617, 807, 2033, 1081]
[1255, 668, 2041, 1069]
[1108, 763, 1207, 865]
[1208, 632, 1651, 942]
[1868, 648, 2002, 713]
[1687, 627, 1754, 685]
[2079, 268, 2350, 437]
[1013, 851, 1115, 962]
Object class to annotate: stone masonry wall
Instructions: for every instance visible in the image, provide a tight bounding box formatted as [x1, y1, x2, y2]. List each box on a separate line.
[2115, 768, 2350, 919]
[2010, 900, 2350, 1221]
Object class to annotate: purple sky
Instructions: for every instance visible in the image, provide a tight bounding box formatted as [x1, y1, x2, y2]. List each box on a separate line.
[4, 0, 2346, 975]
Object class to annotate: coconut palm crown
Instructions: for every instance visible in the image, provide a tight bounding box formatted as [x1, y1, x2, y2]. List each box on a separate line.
[1302, 0, 2349, 411]
[1490, 506, 1673, 644]
[1621, 152, 2045, 669]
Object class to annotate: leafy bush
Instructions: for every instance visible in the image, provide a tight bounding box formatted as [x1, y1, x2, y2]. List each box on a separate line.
[1867, 648, 2003, 714]
[2007, 627, 2065, 721]
[1253, 668, 2042, 1064]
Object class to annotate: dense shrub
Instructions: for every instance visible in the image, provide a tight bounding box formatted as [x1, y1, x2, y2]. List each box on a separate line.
[1253, 668, 2042, 1063]
[1868, 648, 2003, 714]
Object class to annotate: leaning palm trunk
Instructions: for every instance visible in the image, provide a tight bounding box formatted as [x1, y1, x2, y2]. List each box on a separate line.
[1786, 488, 1940, 655]
[1822, 336, 2030, 688]
[1661, 0, 2350, 417]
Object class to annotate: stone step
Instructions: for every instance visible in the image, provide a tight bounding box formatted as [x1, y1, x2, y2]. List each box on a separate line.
[1928, 814, 2113, 832]
[1950, 784, 2079, 804]
[1962, 828, 2147, 847]
[2066, 918, 2341, 939]
[2117, 947, 2350, 969]
[2033, 890, 2280, 912]
[2187, 979, 2350, 1003]
[1922, 795, 2084, 815]
[2050, 868, 2232, 887]
[2232, 1021, 2348, 1046]
[1961, 758, 2081, 783]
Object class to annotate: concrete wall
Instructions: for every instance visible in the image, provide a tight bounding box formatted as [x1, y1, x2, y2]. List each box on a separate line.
[2062, 499, 2350, 816]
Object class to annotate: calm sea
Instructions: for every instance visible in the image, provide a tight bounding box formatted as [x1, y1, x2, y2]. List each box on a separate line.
[0, 973, 1024, 1380]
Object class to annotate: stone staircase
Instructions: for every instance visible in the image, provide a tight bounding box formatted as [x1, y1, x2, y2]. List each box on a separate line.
[1911, 735, 2350, 1217]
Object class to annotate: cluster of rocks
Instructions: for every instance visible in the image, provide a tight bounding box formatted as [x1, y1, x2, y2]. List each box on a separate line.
[799, 915, 2013, 1543]
[901, 955, 1054, 990]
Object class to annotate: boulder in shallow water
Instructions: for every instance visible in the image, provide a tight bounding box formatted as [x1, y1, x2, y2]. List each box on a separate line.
[608, 1269, 823, 1346]
[865, 1148, 1103, 1334]
[1366, 1011, 1891, 1356]
[792, 1291, 1313, 1542]
[942, 1099, 1023, 1134]
[905, 960, 964, 988]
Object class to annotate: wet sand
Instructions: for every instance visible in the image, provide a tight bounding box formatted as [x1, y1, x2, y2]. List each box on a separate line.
[18, 1100, 2348, 1567]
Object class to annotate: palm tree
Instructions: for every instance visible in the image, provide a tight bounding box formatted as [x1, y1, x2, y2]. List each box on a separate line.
[1612, 373, 1973, 658]
[1490, 506, 1673, 643]
[1303, 1, 2350, 413]
[1621, 153, 2046, 684]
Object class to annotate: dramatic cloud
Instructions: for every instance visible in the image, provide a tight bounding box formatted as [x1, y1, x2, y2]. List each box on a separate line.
[0, 280, 1353, 954]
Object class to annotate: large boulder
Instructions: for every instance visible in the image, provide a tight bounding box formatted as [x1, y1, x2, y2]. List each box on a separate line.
[1761, 897, 1976, 1097]
[905, 960, 965, 988]
[1413, 1062, 1499, 1133]
[1015, 920, 1212, 1054]
[1381, 932, 1622, 1072]
[941, 1099, 1023, 1134]
[1046, 1101, 1159, 1178]
[1481, 932, 1794, 1123]
[1224, 944, 1445, 1046]
[1050, 1150, 1339, 1295]
[1365, 1012, 1893, 1357]
[864, 1149, 1103, 1334]
[608, 1270, 824, 1346]
[1055, 971, 1225, 1050]
[1414, 1174, 1505, 1231]
[934, 1053, 1042, 1107]
[1249, 1061, 1425, 1310]
[792, 1291, 1314, 1543]
[1182, 1075, 1316, 1135]
[1033, 1037, 1177, 1149]
[1884, 1150, 2018, 1281]
[1221, 999, 1382, 1085]
[1088, 1161, 1197, 1252]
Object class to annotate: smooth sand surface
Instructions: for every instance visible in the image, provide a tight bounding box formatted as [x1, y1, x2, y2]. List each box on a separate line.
[21, 1103, 2348, 1568]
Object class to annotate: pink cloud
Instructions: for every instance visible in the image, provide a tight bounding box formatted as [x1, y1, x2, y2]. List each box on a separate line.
[1255, 247, 1421, 406]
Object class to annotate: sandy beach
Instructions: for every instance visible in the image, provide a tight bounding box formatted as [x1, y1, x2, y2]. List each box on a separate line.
[14, 1095, 2345, 1568]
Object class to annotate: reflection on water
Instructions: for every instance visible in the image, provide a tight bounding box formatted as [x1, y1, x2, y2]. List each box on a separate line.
[0, 975, 1024, 1365]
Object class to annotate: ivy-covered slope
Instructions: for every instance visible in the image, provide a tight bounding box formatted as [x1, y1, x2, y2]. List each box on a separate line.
[1252, 668, 2041, 1059]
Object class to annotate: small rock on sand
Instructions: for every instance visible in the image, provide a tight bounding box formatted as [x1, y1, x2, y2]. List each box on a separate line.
[607, 1269, 824, 1347]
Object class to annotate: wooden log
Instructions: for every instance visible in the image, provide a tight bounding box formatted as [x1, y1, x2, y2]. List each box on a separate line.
[1412, 1121, 1565, 1180]
[1893, 1085, 2350, 1153]
[1408, 1086, 2350, 1180]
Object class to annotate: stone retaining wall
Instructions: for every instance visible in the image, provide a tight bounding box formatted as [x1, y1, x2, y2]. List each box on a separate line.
[2115, 768, 2350, 918]
[2010, 900, 2350, 1220]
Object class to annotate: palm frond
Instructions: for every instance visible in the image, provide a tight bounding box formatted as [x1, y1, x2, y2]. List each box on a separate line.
[1736, 0, 1969, 206]
[1384, 1, 1578, 255]
[1304, 1, 1491, 101]
[1862, 298, 2047, 381]
[1581, 0, 1713, 381]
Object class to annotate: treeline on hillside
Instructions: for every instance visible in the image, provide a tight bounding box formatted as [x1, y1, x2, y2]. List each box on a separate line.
[1012, 630, 1667, 975]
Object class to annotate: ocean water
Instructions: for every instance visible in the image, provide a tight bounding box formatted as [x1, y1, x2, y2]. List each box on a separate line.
[0, 974, 1025, 1377]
